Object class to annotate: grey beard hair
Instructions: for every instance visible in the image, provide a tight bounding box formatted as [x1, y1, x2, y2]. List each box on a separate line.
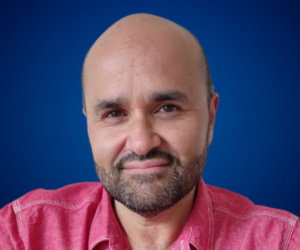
[94, 133, 209, 218]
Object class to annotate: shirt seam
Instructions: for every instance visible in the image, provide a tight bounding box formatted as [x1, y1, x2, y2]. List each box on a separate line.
[13, 197, 97, 212]
[213, 206, 298, 250]
[12, 199, 27, 248]
[213, 206, 298, 225]
[12, 197, 97, 249]
[206, 188, 214, 250]
[283, 215, 298, 250]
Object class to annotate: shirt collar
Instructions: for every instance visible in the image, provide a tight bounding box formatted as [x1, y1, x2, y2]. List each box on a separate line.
[88, 188, 131, 250]
[169, 177, 214, 250]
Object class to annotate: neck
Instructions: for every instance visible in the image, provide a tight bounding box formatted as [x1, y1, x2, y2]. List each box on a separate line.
[114, 187, 196, 250]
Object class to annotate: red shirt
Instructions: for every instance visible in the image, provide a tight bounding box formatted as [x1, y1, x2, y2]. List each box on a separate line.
[0, 178, 299, 249]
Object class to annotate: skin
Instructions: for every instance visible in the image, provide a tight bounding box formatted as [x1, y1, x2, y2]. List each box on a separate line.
[83, 14, 219, 250]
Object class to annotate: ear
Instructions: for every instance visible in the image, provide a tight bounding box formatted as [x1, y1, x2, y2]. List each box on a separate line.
[208, 93, 219, 145]
[82, 108, 87, 117]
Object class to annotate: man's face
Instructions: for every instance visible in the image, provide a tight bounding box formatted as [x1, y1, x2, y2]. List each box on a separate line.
[84, 38, 217, 217]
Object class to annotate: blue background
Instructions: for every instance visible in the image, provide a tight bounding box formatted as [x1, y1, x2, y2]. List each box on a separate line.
[1, 0, 299, 216]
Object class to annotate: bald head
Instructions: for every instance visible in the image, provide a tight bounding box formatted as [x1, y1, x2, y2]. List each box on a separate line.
[82, 14, 213, 109]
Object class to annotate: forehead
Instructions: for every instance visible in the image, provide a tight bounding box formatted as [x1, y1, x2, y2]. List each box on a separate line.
[85, 51, 205, 107]
[83, 24, 207, 107]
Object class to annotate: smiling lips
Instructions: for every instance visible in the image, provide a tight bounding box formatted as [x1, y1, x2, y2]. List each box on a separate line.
[122, 159, 170, 174]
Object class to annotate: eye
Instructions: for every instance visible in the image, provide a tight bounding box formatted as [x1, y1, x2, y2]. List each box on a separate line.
[105, 110, 124, 118]
[158, 104, 179, 113]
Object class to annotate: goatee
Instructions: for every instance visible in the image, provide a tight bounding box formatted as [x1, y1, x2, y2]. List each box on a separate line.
[95, 140, 208, 218]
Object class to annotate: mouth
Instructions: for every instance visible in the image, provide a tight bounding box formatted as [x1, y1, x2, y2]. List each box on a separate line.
[122, 159, 170, 174]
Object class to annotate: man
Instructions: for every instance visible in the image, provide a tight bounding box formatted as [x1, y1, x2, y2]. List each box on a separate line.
[0, 13, 299, 249]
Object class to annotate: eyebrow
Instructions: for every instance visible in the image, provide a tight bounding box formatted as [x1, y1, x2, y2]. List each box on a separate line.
[93, 90, 188, 114]
[150, 90, 188, 102]
[94, 98, 125, 114]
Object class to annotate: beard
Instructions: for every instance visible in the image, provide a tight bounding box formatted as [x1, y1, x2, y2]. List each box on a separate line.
[95, 136, 208, 218]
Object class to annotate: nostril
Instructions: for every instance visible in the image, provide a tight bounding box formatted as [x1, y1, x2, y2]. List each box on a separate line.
[126, 132, 162, 156]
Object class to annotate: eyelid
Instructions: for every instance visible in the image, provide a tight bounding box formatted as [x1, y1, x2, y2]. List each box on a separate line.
[100, 103, 181, 118]
[156, 103, 181, 113]
[102, 109, 126, 119]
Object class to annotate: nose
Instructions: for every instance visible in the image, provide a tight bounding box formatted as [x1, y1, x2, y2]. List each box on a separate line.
[125, 115, 161, 156]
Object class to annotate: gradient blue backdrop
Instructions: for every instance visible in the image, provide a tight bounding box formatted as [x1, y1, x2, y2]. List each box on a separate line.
[1, 0, 299, 216]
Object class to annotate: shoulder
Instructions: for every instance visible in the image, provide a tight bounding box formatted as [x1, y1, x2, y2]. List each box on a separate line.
[206, 184, 300, 249]
[0, 182, 105, 249]
[13, 182, 104, 211]
[206, 184, 297, 222]
[0, 182, 105, 222]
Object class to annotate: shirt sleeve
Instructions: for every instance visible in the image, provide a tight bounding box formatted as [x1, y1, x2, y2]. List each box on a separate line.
[288, 218, 300, 249]
[0, 202, 24, 250]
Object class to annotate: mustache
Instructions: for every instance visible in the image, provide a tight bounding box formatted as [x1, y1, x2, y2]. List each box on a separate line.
[114, 149, 180, 170]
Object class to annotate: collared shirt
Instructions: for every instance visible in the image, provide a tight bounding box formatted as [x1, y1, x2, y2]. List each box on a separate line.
[0, 178, 299, 249]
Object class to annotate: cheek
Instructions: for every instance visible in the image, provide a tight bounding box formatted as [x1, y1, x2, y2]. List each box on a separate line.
[87, 123, 125, 167]
[160, 118, 208, 160]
